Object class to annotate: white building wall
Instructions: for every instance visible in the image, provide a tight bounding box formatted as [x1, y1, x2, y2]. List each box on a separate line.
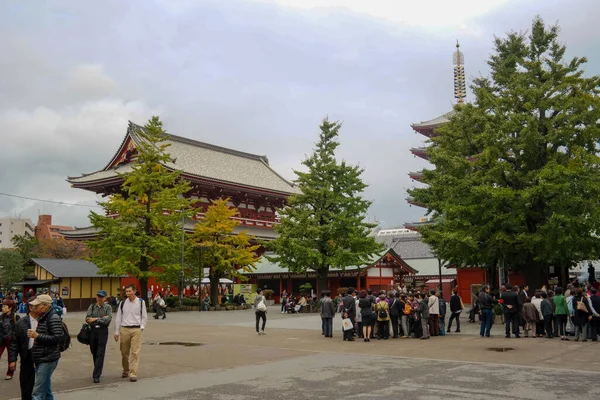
[0, 217, 34, 249]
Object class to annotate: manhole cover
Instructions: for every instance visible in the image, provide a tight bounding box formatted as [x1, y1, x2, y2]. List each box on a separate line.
[146, 341, 203, 347]
[487, 347, 514, 352]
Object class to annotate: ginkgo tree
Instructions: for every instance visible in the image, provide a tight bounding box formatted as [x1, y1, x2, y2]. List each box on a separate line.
[189, 198, 261, 306]
[89, 116, 192, 302]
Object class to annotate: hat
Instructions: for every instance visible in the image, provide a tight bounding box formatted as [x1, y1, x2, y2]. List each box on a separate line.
[256, 288, 263, 294]
[29, 294, 53, 306]
[97, 290, 107, 297]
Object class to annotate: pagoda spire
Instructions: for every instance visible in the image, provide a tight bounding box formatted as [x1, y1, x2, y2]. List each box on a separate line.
[453, 40, 466, 104]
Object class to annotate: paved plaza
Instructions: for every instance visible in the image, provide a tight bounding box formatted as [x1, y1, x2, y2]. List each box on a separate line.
[3, 306, 600, 400]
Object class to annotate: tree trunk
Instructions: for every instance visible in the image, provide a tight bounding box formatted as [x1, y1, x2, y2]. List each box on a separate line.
[210, 275, 220, 307]
[523, 256, 547, 291]
[316, 268, 329, 294]
[139, 277, 149, 304]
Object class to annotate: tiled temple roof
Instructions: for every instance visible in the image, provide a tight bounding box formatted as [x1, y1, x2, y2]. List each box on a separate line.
[68, 121, 300, 196]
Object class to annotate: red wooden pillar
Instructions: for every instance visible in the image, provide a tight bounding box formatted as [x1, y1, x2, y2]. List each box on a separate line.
[279, 278, 283, 296]
[356, 274, 361, 291]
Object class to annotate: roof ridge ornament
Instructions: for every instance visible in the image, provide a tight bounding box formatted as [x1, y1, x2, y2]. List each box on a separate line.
[453, 40, 466, 104]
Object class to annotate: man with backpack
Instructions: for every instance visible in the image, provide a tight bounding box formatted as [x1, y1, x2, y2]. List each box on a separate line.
[26, 294, 63, 400]
[114, 284, 148, 382]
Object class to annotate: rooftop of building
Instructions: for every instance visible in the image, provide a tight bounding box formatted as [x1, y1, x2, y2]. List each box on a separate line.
[67, 121, 301, 196]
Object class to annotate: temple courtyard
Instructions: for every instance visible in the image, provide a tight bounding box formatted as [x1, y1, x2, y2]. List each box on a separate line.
[3, 307, 600, 400]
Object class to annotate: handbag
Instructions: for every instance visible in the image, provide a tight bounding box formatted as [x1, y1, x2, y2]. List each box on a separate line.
[576, 298, 587, 312]
[341, 318, 354, 331]
[257, 297, 267, 312]
[77, 324, 91, 345]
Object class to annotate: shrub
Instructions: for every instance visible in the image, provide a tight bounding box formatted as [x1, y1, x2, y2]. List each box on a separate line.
[182, 298, 200, 307]
[165, 296, 180, 308]
[263, 289, 274, 299]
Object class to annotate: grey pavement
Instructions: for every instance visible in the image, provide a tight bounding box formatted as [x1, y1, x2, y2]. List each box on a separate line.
[4, 306, 598, 400]
[56, 353, 600, 400]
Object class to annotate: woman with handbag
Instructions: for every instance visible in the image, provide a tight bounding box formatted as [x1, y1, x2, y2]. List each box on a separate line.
[570, 288, 592, 342]
[254, 288, 267, 335]
[447, 287, 464, 333]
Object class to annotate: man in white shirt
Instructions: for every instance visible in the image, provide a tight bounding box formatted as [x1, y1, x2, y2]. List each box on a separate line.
[114, 284, 147, 382]
[9, 299, 37, 399]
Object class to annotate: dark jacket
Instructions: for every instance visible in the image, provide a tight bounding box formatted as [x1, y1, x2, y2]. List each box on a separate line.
[341, 295, 356, 319]
[1, 312, 19, 340]
[10, 315, 31, 363]
[541, 299, 553, 317]
[31, 308, 62, 364]
[517, 290, 528, 305]
[389, 298, 402, 317]
[590, 295, 600, 317]
[572, 295, 592, 326]
[438, 298, 447, 317]
[417, 299, 429, 319]
[501, 291, 520, 314]
[477, 291, 494, 310]
[449, 294, 462, 313]
[320, 297, 336, 319]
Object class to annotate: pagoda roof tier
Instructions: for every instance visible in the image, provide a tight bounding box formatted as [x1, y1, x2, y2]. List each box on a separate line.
[408, 171, 424, 182]
[410, 147, 429, 160]
[60, 220, 280, 241]
[406, 196, 426, 208]
[67, 121, 301, 197]
[403, 220, 435, 231]
[411, 111, 452, 137]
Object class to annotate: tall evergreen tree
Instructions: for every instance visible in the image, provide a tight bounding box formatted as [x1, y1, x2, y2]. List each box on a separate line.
[268, 118, 382, 292]
[189, 198, 260, 306]
[89, 116, 192, 302]
[409, 17, 600, 289]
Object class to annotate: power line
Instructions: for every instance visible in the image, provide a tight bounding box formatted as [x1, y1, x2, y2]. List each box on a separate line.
[0, 192, 102, 208]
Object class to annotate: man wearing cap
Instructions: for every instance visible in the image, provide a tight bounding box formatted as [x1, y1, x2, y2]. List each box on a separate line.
[85, 290, 113, 383]
[27, 294, 62, 400]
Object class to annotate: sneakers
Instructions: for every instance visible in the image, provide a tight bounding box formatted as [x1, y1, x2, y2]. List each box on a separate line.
[257, 331, 266, 335]
[130, 376, 137, 382]
[122, 372, 129, 378]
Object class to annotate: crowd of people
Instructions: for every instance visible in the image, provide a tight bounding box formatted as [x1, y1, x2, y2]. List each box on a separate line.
[476, 282, 600, 341]
[317, 287, 463, 341]
[0, 284, 148, 400]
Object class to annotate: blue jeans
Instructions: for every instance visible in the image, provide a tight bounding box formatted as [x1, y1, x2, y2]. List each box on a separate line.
[479, 309, 493, 337]
[323, 318, 333, 336]
[32, 360, 58, 400]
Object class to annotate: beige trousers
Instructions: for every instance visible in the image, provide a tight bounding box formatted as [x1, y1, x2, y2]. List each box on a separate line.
[120, 327, 142, 377]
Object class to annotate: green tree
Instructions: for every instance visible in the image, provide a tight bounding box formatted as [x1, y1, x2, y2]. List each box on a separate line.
[11, 234, 39, 262]
[189, 198, 260, 306]
[0, 249, 26, 290]
[88, 116, 192, 302]
[267, 118, 382, 292]
[409, 17, 600, 289]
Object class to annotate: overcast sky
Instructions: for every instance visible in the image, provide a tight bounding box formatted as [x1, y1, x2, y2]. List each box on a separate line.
[1, 0, 599, 229]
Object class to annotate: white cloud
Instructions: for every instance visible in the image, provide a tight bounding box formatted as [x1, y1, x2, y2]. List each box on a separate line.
[256, 0, 510, 28]
[67, 64, 117, 97]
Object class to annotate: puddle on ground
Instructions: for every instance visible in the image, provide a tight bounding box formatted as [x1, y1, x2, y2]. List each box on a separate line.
[487, 347, 514, 352]
[146, 341, 204, 347]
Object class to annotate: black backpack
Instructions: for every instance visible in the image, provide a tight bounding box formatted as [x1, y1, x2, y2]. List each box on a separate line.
[378, 303, 388, 319]
[59, 320, 71, 352]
